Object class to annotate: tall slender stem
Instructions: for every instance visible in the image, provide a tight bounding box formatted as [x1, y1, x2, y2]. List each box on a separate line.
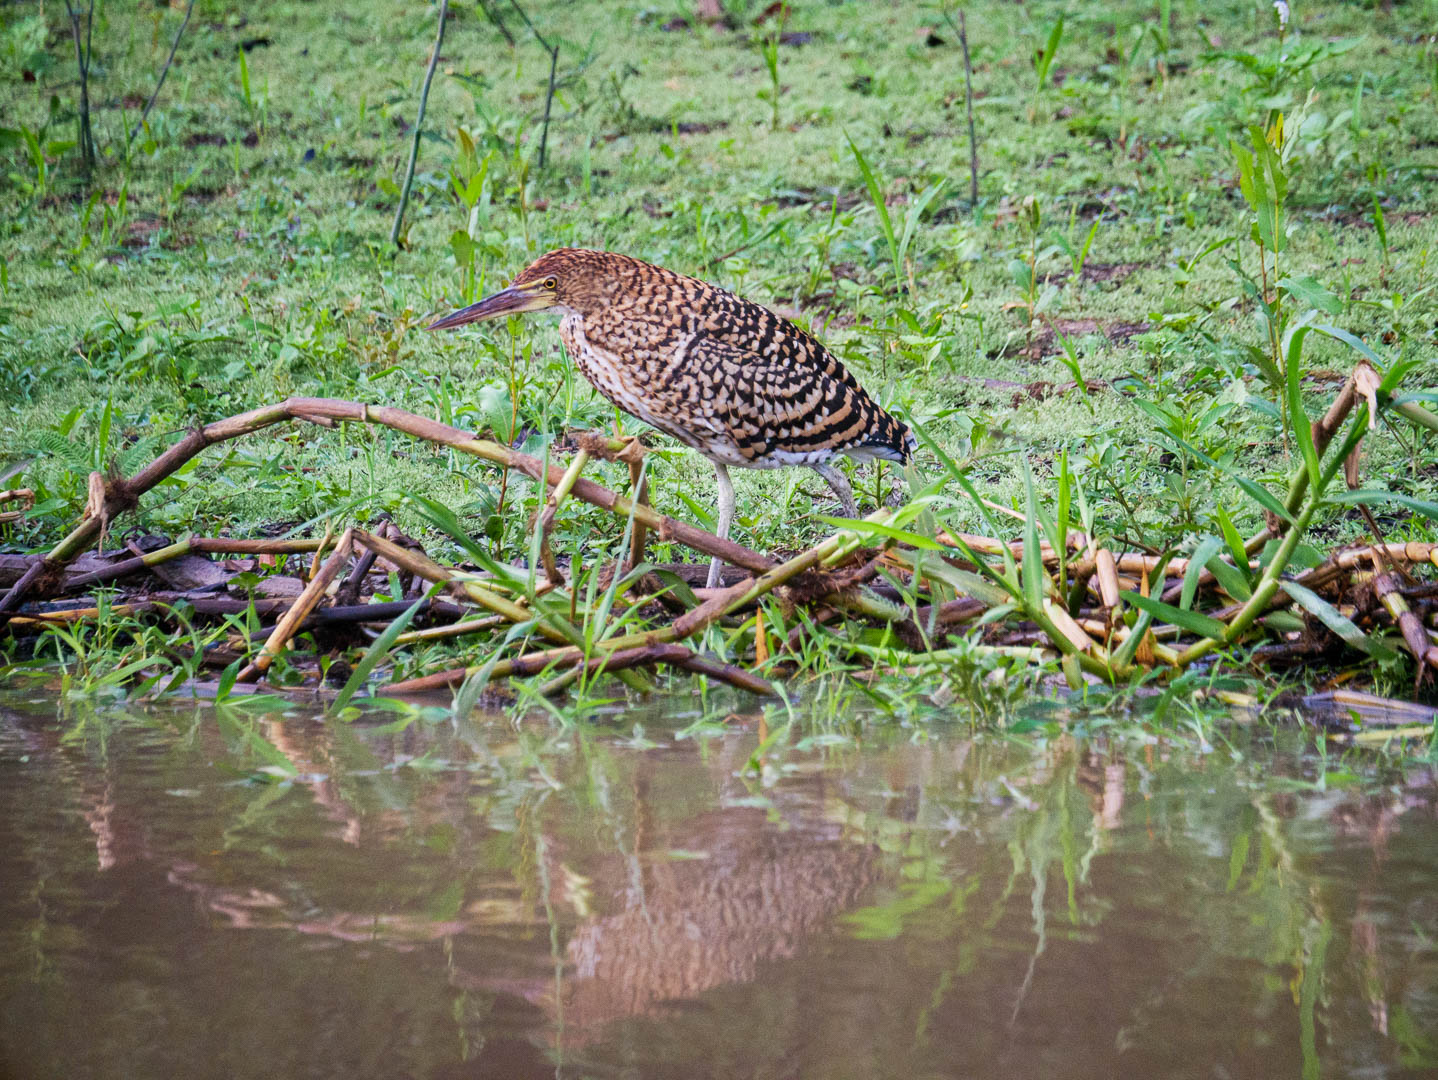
[959, 9, 978, 205]
[390, 0, 449, 249]
[128, 0, 196, 147]
[63, 0, 97, 175]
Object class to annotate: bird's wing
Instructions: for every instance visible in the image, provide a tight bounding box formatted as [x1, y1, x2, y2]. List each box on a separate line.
[672, 333, 904, 465]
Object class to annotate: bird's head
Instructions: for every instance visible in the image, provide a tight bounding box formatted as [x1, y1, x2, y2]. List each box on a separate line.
[426, 248, 616, 331]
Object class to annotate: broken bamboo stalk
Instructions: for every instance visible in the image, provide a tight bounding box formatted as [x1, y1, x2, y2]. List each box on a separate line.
[236, 529, 355, 683]
[65, 535, 336, 591]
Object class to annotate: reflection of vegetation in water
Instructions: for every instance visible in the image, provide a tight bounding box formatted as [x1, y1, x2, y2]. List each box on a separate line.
[830, 734, 1403, 1073]
[2, 695, 1436, 1077]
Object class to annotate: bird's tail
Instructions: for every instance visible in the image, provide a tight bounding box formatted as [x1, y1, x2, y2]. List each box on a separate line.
[852, 409, 916, 465]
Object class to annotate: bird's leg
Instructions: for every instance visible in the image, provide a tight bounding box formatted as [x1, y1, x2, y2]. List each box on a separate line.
[705, 462, 735, 590]
[812, 462, 858, 519]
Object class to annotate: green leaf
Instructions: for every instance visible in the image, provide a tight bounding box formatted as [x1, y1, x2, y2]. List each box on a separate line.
[1280, 581, 1398, 660]
[1310, 323, 1385, 368]
[1283, 324, 1322, 494]
[816, 516, 947, 550]
[1278, 275, 1342, 315]
[408, 494, 490, 565]
[1214, 503, 1250, 575]
[912, 557, 1013, 607]
[1111, 607, 1155, 670]
[1204, 552, 1253, 602]
[1121, 591, 1231, 640]
[1035, 16, 1065, 89]
[1234, 475, 1295, 524]
[1326, 489, 1438, 523]
[1021, 464, 1046, 617]
[846, 133, 898, 286]
[898, 180, 946, 268]
[941, 533, 1021, 601]
[329, 587, 438, 716]
[1180, 536, 1227, 610]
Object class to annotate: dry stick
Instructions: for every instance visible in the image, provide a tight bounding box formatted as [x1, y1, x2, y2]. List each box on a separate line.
[537, 448, 589, 584]
[625, 456, 650, 576]
[390, 0, 449, 249]
[1372, 562, 1438, 680]
[236, 529, 355, 683]
[1158, 365, 1368, 606]
[1298, 541, 1438, 592]
[1244, 363, 1364, 556]
[5, 595, 461, 627]
[8, 603, 154, 627]
[0, 396, 773, 622]
[959, 9, 979, 205]
[66, 536, 335, 591]
[393, 615, 505, 646]
[353, 528, 565, 640]
[0, 561, 45, 618]
[538, 643, 773, 698]
[336, 525, 385, 605]
[0, 487, 31, 527]
[127, 0, 196, 147]
[355, 528, 653, 694]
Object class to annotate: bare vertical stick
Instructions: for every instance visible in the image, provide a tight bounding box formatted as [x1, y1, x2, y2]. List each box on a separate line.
[63, 0, 97, 174]
[959, 10, 978, 205]
[390, 0, 450, 249]
[506, 0, 560, 169]
[128, 0, 196, 148]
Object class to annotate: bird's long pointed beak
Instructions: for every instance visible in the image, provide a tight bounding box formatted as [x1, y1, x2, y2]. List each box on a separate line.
[426, 284, 551, 331]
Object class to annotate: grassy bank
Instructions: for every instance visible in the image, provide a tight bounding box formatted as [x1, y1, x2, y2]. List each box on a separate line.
[2, 0, 1436, 708]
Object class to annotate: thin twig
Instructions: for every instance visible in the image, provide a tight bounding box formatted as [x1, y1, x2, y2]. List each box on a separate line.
[63, 0, 97, 174]
[127, 0, 196, 147]
[506, 0, 560, 169]
[390, 0, 450, 249]
[959, 9, 979, 205]
[477, 0, 517, 46]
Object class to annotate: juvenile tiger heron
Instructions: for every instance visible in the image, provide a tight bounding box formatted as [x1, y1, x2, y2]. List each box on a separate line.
[428, 249, 915, 588]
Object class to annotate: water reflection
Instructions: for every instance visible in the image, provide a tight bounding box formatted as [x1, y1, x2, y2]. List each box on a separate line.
[1, 695, 1436, 1079]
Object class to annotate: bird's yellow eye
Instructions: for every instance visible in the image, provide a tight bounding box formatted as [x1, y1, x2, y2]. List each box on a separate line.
[543, 277, 557, 290]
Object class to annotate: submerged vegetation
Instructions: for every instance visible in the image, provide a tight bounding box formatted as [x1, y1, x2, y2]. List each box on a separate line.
[1, 0, 1437, 720]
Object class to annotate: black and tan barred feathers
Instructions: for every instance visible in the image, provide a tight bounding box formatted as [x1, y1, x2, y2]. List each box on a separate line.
[509, 249, 915, 470]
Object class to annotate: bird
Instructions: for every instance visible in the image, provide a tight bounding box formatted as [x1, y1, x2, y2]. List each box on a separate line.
[427, 248, 915, 588]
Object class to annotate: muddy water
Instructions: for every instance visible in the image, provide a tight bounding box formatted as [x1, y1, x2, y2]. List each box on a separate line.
[1, 694, 1436, 1080]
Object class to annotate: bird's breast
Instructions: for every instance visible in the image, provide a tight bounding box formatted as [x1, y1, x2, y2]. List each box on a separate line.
[560, 315, 723, 453]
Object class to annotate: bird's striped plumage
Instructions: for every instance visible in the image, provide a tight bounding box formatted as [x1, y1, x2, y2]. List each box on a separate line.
[428, 248, 914, 587]
[508, 249, 915, 470]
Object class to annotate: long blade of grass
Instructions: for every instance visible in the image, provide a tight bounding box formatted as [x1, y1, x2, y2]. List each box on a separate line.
[1021, 464, 1046, 617]
[1326, 489, 1438, 523]
[329, 585, 440, 716]
[1121, 591, 1231, 639]
[846, 133, 899, 287]
[1180, 536, 1226, 610]
[1284, 325, 1322, 492]
[1280, 580, 1399, 661]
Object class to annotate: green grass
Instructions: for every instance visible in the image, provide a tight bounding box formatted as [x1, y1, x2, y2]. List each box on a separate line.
[2, 0, 1437, 704]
